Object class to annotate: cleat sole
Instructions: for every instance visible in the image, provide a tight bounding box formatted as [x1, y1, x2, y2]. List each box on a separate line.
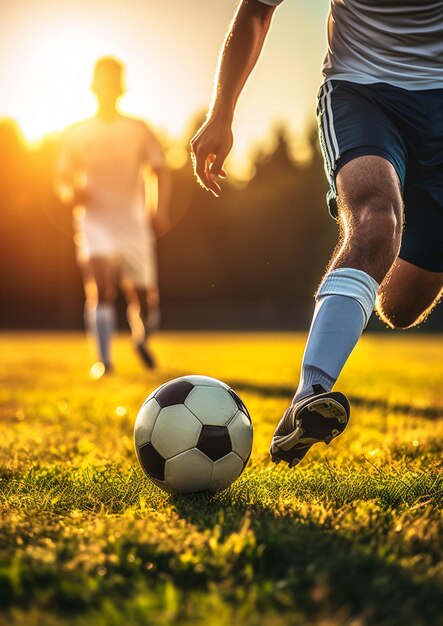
[308, 399, 346, 420]
[270, 390, 350, 469]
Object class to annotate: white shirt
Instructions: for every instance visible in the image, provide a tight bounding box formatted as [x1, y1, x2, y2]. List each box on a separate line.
[57, 115, 165, 228]
[259, 0, 443, 90]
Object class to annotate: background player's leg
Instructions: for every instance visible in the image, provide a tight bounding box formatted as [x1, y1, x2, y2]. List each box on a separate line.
[122, 283, 158, 369]
[293, 156, 403, 402]
[376, 259, 442, 329]
[83, 257, 117, 371]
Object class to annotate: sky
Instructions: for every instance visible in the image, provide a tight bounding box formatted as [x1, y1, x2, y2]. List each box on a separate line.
[0, 0, 329, 172]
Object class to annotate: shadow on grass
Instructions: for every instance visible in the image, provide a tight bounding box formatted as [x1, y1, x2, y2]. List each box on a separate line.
[172, 493, 443, 626]
[225, 379, 443, 420]
[161, 369, 443, 420]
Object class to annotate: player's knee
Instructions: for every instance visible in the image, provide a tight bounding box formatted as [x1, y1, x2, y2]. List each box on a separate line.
[360, 197, 401, 237]
[97, 286, 116, 304]
[346, 193, 402, 256]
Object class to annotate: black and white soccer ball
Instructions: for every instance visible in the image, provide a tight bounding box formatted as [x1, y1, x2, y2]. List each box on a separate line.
[134, 375, 253, 493]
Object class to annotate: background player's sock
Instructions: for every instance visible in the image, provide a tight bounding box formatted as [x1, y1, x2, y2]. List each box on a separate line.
[85, 303, 116, 367]
[146, 306, 161, 335]
[293, 268, 379, 403]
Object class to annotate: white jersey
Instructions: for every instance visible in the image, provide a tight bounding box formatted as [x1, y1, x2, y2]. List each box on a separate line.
[57, 115, 165, 287]
[58, 114, 165, 226]
[259, 0, 443, 90]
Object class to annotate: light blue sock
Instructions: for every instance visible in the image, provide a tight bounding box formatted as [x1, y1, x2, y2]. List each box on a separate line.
[85, 303, 116, 367]
[293, 268, 379, 403]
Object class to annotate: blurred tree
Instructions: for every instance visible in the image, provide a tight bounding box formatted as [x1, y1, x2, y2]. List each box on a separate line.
[0, 116, 440, 330]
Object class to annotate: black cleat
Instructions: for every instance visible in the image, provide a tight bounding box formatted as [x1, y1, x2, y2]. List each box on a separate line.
[270, 384, 350, 468]
[135, 343, 156, 370]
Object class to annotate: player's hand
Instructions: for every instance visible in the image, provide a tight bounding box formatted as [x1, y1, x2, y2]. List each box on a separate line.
[190, 116, 233, 197]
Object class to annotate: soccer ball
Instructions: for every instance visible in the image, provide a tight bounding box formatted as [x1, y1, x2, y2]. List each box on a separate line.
[134, 375, 253, 493]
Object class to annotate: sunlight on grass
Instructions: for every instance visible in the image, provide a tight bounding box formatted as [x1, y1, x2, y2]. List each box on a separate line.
[0, 332, 442, 626]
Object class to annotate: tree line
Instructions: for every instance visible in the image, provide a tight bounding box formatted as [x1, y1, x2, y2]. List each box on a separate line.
[1, 118, 437, 331]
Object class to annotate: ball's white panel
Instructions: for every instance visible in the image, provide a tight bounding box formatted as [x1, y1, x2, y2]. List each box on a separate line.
[165, 449, 213, 493]
[209, 452, 244, 492]
[151, 405, 202, 459]
[134, 398, 161, 447]
[228, 411, 253, 461]
[185, 386, 238, 426]
[181, 375, 229, 389]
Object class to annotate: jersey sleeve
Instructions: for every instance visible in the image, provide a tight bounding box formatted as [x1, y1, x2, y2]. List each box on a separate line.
[143, 125, 166, 170]
[256, 0, 285, 5]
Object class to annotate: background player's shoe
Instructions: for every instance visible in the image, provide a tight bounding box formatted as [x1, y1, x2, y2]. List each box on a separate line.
[135, 343, 156, 369]
[270, 384, 350, 468]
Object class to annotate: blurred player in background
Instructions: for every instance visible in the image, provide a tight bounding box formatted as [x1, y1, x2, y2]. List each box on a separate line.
[191, 1, 443, 467]
[56, 57, 171, 376]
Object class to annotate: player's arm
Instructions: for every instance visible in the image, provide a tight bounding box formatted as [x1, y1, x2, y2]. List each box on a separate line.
[151, 164, 171, 236]
[144, 125, 172, 235]
[54, 129, 88, 208]
[190, 0, 278, 196]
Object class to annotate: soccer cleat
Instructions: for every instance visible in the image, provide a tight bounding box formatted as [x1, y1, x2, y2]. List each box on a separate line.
[270, 384, 350, 468]
[135, 343, 156, 370]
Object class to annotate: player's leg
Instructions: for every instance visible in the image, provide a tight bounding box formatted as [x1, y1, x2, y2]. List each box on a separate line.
[122, 281, 158, 369]
[377, 259, 442, 329]
[83, 257, 117, 372]
[119, 228, 159, 369]
[377, 101, 443, 329]
[271, 155, 404, 467]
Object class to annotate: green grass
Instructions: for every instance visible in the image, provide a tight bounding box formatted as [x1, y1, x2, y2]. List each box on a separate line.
[0, 331, 442, 626]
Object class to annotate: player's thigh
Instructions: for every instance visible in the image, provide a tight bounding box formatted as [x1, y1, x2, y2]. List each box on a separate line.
[317, 81, 407, 222]
[88, 257, 117, 303]
[377, 258, 443, 328]
[335, 155, 403, 227]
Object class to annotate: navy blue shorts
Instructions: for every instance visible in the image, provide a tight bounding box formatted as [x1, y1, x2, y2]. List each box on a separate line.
[317, 80, 443, 272]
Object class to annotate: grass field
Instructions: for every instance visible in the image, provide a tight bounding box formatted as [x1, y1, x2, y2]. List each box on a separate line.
[0, 331, 442, 626]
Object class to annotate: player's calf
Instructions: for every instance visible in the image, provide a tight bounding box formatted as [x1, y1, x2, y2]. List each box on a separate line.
[376, 259, 443, 329]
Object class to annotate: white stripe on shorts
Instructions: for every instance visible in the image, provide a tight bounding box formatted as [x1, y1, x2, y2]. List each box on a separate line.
[318, 82, 340, 183]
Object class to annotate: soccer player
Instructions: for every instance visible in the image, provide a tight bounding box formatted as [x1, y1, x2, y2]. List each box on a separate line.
[190, 1, 443, 467]
[56, 57, 171, 375]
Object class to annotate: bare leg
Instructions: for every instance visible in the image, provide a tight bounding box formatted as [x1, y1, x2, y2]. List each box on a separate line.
[271, 156, 406, 466]
[294, 156, 404, 399]
[82, 257, 117, 371]
[330, 156, 404, 281]
[122, 282, 158, 368]
[377, 259, 443, 328]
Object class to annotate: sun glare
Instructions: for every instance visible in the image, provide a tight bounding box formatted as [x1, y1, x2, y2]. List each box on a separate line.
[8, 18, 108, 143]
[4, 12, 182, 146]
[1, 0, 327, 174]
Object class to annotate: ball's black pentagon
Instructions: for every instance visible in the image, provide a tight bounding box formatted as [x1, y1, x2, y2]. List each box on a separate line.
[138, 442, 165, 481]
[197, 425, 232, 461]
[228, 389, 251, 421]
[155, 380, 194, 408]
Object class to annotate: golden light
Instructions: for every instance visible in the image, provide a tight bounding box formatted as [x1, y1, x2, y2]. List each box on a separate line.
[7, 17, 106, 143]
[3, 8, 190, 145]
[1, 1, 328, 173]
